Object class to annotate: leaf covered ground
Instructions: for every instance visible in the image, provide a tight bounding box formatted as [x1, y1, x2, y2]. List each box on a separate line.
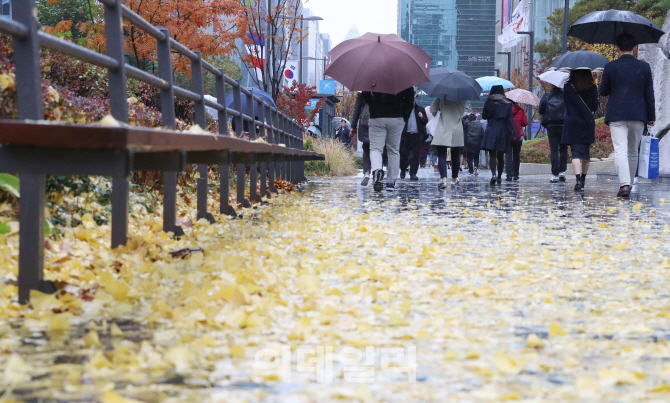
[1, 175, 670, 402]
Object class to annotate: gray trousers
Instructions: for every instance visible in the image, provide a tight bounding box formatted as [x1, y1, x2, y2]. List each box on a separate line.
[610, 121, 644, 187]
[369, 117, 405, 182]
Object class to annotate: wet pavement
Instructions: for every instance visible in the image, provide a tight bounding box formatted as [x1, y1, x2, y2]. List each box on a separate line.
[3, 168, 670, 402]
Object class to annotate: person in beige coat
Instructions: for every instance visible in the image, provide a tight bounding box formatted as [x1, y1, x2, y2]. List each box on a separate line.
[429, 98, 466, 188]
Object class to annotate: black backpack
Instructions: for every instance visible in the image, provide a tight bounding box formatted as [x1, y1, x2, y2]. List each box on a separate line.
[541, 91, 565, 126]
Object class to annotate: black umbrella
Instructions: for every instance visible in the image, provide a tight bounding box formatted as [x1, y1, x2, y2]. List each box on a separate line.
[568, 10, 665, 45]
[417, 67, 482, 102]
[550, 50, 610, 71]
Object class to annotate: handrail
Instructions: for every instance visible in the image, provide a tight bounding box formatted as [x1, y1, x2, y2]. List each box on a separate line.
[125, 65, 169, 90]
[38, 32, 121, 70]
[0, 14, 28, 38]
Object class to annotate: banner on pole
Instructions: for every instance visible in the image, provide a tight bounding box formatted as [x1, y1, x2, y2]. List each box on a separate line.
[498, 0, 530, 50]
[246, 33, 265, 82]
[283, 60, 299, 88]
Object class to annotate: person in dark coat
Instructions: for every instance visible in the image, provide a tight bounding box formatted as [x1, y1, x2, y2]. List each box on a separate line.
[399, 96, 429, 180]
[463, 113, 484, 175]
[599, 33, 656, 198]
[561, 69, 599, 191]
[335, 120, 351, 146]
[363, 88, 415, 191]
[538, 84, 567, 182]
[351, 92, 371, 186]
[481, 85, 515, 186]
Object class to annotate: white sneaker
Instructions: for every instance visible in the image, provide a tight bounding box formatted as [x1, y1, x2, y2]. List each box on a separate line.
[550, 175, 560, 183]
[634, 177, 639, 185]
[559, 172, 566, 182]
[474, 168, 479, 176]
[451, 178, 460, 186]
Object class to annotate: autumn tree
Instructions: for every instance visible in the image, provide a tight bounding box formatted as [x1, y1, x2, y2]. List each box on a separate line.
[40, 0, 247, 74]
[336, 89, 358, 121]
[235, 0, 304, 101]
[276, 82, 324, 128]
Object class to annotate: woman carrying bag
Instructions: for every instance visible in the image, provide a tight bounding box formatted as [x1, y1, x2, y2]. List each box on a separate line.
[481, 85, 515, 186]
[429, 98, 467, 189]
[561, 70, 599, 191]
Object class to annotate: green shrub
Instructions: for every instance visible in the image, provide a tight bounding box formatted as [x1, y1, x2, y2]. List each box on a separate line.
[521, 122, 614, 163]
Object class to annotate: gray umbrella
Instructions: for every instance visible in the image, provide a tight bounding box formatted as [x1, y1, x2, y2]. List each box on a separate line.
[568, 10, 665, 45]
[417, 68, 482, 102]
[550, 50, 610, 72]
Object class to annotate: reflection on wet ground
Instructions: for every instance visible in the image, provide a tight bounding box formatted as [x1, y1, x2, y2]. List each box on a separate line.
[4, 168, 670, 402]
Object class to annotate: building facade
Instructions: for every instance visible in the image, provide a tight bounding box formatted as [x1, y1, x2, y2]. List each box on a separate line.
[2, 0, 10, 18]
[398, 0, 497, 108]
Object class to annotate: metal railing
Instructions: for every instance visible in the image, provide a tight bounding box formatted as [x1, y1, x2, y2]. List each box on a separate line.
[0, 0, 315, 304]
[0, 0, 305, 190]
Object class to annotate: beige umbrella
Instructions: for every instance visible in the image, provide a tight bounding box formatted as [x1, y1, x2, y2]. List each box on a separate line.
[505, 89, 541, 106]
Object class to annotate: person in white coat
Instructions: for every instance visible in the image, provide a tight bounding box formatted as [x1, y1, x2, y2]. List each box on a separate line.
[429, 98, 466, 189]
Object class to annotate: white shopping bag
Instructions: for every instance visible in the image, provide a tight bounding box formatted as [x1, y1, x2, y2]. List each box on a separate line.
[426, 111, 440, 135]
[637, 135, 660, 179]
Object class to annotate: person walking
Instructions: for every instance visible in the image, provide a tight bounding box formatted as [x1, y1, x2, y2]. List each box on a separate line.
[463, 113, 484, 175]
[481, 85, 515, 186]
[538, 83, 567, 183]
[561, 69, 599, 191]
[399, 95, 429, 180]
[335, 119, 351, 146]
[506, 102, 528, 181]
[598, 33, 656, 198]
[430, 97, 467, 189]
[363, 88, 415, 192]
[351, 92, 371, 186]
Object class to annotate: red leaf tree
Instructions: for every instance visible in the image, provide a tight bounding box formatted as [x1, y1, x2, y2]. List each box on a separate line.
[276, 82, 325, 129]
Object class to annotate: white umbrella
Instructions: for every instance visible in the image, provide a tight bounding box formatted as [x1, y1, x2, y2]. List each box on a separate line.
[539, 70, 569, 89]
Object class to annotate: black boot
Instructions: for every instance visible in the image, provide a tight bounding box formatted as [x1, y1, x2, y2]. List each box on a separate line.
[574, 174, 583, 191]
[581, 174, 586, 188]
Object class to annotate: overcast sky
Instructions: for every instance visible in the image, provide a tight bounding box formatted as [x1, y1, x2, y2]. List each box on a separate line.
[305, 0, 398, 46]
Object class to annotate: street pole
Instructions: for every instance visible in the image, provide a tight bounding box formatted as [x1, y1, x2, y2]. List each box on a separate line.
[562, 0, 569, 55]
[299, 18, 303, 85]
[265, 0, 271, 93]
[495, 68, 500, 77]
[497, 52, 511, 80]
[518, 31, 534, 139]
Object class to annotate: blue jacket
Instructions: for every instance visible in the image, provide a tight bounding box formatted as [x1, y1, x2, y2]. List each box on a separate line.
[599, 55, 655, 124]
[561, 84, 599, 145]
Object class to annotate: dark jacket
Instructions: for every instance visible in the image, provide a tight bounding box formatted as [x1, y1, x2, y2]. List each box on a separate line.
[351, 93, 369, 143]
[538, 88, 565, 128]
[512, 105, 528, 143]
[336, 126, 351, 144]
[463, 120, 484, 153]
[480, 95, 515, 152]
[402, 103, 429, 139]
[561, 84, 599, 145]
[362, 87, 415, 121]
[599, 54, 655, 124]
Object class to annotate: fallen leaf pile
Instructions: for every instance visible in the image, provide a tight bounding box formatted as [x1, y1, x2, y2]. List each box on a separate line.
[1, 176, 670, 402]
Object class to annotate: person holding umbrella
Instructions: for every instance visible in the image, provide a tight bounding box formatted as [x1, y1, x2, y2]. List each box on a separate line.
[481, 85, 515, 186]
[599, 33, 656, 198]
[561, 70, 599, 191]
[323, 33, 431, 192]
[430, 97, 467, 188]
[363, 88, 416, 191]
[418, 67, 482, 188]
